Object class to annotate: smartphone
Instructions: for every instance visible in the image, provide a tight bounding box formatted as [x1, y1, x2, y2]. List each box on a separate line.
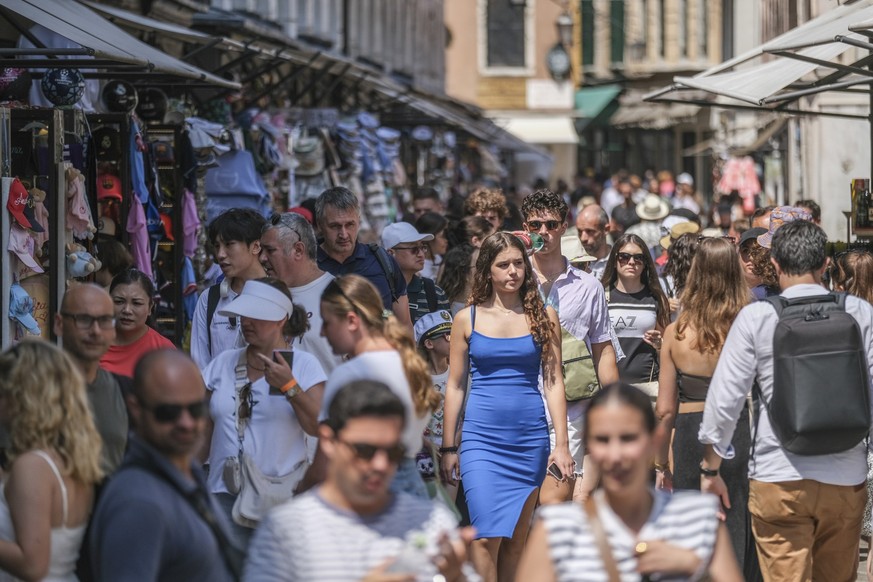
[547, 462, 564, 482]
[269, 350, 294, 394]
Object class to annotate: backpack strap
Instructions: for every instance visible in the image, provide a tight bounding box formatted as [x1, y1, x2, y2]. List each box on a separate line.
[368, 243, 398, 303]
[423, 277, 438, 313]
[205, 284, 221, 355]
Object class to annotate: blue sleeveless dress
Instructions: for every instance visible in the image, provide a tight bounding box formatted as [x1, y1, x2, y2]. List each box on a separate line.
[460, 306, 549, 538]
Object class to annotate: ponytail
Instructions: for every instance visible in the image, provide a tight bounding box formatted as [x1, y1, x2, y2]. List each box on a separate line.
[383, 315, 441, 416]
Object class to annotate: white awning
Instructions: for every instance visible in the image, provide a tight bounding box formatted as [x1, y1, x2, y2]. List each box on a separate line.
[0, 0, 240, 88]
[496, 116, 579, 145]
[645, 0, 873, 118]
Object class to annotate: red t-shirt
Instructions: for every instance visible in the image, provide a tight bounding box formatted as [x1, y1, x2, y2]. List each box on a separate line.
[99, 327, 176, 378]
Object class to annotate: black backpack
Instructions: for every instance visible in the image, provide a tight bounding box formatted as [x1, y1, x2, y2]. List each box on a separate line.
[755, 292, 871, 456]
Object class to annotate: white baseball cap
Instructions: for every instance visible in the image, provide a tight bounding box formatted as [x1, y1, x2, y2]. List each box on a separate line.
[381, 222, 433, 250]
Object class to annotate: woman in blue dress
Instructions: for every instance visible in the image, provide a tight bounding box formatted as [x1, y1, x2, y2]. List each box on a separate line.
[440, 231, 574, 582]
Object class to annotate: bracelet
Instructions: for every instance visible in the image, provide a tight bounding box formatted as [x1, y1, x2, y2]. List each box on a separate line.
[280, 378, 299, 394]
[699, 463, 719, 477]
[439, 446, 459, 454]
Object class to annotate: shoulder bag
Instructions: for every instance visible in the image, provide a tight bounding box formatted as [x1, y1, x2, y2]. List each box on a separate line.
[561, 326, 601, 401]
[583, 496, 621, 582]
[225, 351, 307, 528]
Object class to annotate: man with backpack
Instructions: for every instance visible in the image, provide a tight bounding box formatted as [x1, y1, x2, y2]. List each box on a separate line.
[314, 187, 412, 331]
[699, 220, 873, 581]
[381, 222, 450, 324]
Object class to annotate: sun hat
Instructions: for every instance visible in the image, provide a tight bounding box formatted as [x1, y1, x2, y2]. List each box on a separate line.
[569, 253, 598, 267]
[635, 194, 671, 221]
[659, 221, 700, 249]
[757, 206, 813, 249]
[219, 280, 294, 322]
[414, 310, 453, 345]
[381, 222, 433, 250]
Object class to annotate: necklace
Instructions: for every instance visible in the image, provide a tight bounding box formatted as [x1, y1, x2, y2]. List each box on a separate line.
[494, 303, 521, 315]
[246, 353, 266, 371]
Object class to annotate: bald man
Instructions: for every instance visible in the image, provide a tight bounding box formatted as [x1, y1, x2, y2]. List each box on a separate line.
[575, 204, 612, 280]
[90, 350, 239, 581]
[54, 284, 128, 474]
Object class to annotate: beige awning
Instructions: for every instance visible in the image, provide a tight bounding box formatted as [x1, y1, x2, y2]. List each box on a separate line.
[496, 115, 579, 145]
[0, 0, 240, 88]
[645, 0, 873, 119]
[611, 101, 700, 130]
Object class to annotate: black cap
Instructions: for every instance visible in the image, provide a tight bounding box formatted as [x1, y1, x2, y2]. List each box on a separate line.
[739, 227, 768, 247]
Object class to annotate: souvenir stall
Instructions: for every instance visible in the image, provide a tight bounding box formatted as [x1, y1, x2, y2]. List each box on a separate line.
[0, 1, 240, 349]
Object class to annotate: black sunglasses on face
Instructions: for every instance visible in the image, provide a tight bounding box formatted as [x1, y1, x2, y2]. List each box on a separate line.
[144, 399, 208, 423]
[336, 438, 406, 463]
[617, 252, 645, 265]
[526, 220, 562, 232]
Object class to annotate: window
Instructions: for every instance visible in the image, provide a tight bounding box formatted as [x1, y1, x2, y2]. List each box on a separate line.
[659, 0, 666, 58]
[677, 0, 687, 58]
[698, 0, 708, 57]
[581, 0, 595, 67]
[486, 0, 526, 68]
[610, 0, 625, 64]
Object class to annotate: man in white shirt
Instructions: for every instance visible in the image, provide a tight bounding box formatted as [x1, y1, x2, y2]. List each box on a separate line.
[698, 220, 873, 582]
[245, 380, 477, 581]
[575, 204, 612, 281]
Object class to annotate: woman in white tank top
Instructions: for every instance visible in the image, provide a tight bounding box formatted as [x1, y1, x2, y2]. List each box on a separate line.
[0, 341, 103, 581]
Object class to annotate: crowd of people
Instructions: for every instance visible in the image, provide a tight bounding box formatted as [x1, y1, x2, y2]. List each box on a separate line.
[0, 170, 870, 582]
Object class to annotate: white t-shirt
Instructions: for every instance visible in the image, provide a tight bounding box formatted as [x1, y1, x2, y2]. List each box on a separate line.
[290, 272, 343, 375]
[320, 351, 428, 457]
[190, 285, 245, 371]
[204, 347, 327, 495]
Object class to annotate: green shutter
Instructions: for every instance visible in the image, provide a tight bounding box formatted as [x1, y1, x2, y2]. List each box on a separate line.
[581, 0, 595, 67]
[610, 0, 625, 64]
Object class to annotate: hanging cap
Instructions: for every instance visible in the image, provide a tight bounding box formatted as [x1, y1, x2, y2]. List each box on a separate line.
[9, 283, 40, 335]
[6, 178, 32, 229]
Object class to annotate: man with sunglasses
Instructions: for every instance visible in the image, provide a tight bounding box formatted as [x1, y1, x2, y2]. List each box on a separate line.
[382, 222, 450, 324]
[246, 380, 477, 581]
[90, 350, 238, 581]
[54, 283, 128, 475]
[521, 190, 619, 506]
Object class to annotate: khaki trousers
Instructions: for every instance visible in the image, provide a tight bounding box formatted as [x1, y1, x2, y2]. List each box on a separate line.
[748, 479, 866, 582]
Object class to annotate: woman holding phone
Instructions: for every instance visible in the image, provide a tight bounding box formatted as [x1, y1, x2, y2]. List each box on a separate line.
[201, 277, 326, 548]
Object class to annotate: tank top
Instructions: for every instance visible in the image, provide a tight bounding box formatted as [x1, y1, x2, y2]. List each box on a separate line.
[0, 451, 86, 581]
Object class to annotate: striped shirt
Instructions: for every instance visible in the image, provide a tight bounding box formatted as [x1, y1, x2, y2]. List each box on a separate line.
[539, 489, 718, 581]
[244, 490, 476, 581]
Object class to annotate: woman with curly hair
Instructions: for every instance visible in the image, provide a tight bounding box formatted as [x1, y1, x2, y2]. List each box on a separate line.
[654, 237, 759, 579]
[0, 340, 103, 581]
[660, 231, 701, 316]
[440, 232, 573, 582]
[463, 187, 508, 231]
[601, 233, 670, 385]
[319, 274, 440, 498]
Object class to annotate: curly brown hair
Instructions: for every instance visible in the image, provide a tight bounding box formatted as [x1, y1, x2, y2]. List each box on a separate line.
[464, 187, 508, 221]
[675, 238, 749, 354]
[520, 189, 569, 222]
[662, 232, 701, 297]
[469, 232, 553, 364]
[749, 242, 778, 288]
[831, 249, 873, 303]
[320, 275, 440, 416]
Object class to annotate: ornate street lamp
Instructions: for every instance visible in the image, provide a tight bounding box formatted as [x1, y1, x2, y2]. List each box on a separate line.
[547, 9, 573, 81]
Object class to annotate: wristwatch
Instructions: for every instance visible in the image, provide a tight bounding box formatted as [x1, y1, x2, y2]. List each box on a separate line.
[699, 463, 719, 477]
[283, 384, 303, 400]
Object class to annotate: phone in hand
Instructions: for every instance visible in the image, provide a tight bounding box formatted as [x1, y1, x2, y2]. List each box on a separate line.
[269, 350, 294, 394]
[547, 461, 564, 482]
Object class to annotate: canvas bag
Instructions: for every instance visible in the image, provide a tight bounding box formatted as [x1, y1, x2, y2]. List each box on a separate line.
[224, 351, 306, 528]
[757, 292, 871, 456]
[561, 326, 600, 401]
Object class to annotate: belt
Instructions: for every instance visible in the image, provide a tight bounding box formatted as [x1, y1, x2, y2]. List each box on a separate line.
[678, 401, 706, 414]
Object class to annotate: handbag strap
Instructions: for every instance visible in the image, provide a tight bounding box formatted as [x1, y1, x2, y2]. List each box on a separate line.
[583, 496, 622, 582]
[234, 350, 249, 449]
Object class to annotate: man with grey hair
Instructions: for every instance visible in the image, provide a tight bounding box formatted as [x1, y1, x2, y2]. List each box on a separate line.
[261, 212, 341, 374]
[315, 187, 412, 328]
[575, 204, 612, 280]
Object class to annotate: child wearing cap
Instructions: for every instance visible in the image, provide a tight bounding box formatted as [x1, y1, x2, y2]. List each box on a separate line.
[414, 310, 457, 502]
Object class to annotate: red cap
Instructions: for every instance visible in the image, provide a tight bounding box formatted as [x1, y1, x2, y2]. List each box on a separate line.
[288, 206, 313, 225]
[97, 173, 122, 201]
[6, 178, 32, 229]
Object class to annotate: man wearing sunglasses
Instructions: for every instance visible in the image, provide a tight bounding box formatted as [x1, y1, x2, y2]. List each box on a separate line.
[382, 222, 450, 324]
[521, 190, 620, 506]
[90, 350, 238, 581]
[246, 380, 477, 581]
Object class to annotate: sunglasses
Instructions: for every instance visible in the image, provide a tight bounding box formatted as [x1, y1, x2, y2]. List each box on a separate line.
[239, 382, 258, 421]
[337, 438, 406, 463]
[143, 399, 208, 423]
[526, 220, 562, 232]
[617, 252, 646, 265]
[394, 244, 428, 255]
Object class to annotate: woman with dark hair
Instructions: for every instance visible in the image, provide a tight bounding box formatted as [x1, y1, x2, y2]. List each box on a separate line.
[202, 277, 326, 548]
[447, 215, 494, 249]
[99, 269, 175, 377]
[438, 244, 479, 315]
[517, 383, 742, 581]
[440, 232, 573, 582]
[415, 211, 449, 280]
[601, 234, 670, 385]
[654, 238, 759, 579]
[660, 232, 701, 315]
